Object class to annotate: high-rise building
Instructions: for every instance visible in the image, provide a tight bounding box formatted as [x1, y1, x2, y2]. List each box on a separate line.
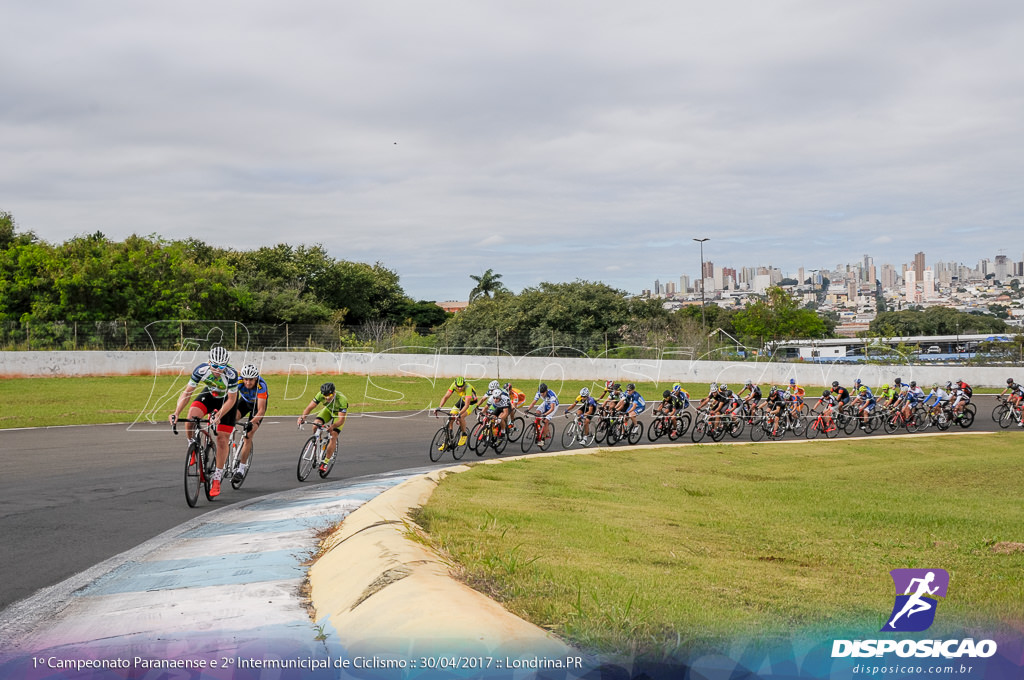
[654, 279, 661, 295]
[679, 275, 690, 294]
[905, 269, 919, 303]
[994, 255, 1010, 281]
[881, 264, 896, 289]
[665, 281, 676, 296]
[702, 261, 714, 279]
[914, 252, 925, 281]
[922, 268, 935, 299]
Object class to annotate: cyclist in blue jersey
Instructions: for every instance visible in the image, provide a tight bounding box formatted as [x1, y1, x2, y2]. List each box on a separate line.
[565, 387, 599, 443]
[169, 346, 240, 498]
[619, 383, 646, 432]
[529, 383, 560, 420]
[854, 385, 875, 429]
[228, 364, 268, 484]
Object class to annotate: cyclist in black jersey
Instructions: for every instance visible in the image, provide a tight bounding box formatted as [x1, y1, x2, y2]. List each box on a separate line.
[227, 364, 268, 484]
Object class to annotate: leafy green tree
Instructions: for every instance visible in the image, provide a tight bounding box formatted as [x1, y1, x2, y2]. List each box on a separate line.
[733, 286, 831, 346]
[869, 308, 1006, 336]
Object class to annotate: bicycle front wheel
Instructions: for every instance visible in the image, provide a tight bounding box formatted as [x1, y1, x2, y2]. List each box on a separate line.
[691, 419, 708, 443]
[627, 421, 643, 445]
[537, 420, 554, 451]
[506, 416, 525, 443]
[520, 424, 537, 453]
[231, 442, 253, 490]
[297, 437, 317, 481]
[562, 422, 579, 449]
[430, 428, 448, 462]
[184, 443, 201, 508]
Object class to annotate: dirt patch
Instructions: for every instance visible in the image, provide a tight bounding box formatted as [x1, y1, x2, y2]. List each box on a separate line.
[990, 542, 1024, 554]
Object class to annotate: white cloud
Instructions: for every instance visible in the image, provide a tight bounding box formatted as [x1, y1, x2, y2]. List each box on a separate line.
[1, 0, 1023, 298]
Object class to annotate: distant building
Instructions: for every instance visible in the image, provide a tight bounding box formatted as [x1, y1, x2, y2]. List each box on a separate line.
[435, 301, 470, 314]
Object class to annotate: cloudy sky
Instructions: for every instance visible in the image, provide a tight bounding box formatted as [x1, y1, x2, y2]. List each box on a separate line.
[2, 1, 1023, 300]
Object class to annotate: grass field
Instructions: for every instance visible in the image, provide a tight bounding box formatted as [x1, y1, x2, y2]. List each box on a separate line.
[0, 374, 1003, 429]
[414, 433, 1024, 655]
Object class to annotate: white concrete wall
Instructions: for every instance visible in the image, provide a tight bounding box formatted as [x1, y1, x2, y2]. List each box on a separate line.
[0, 350, 1013, 387]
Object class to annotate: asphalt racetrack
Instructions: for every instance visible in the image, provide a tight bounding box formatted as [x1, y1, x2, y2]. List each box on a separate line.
[0, 398, 1004, 611]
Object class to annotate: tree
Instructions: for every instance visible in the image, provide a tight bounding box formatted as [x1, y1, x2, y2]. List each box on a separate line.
[468, 269, 508, 301]
[733, 286, 830, 347]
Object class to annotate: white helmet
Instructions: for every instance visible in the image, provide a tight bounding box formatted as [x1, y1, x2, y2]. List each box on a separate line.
[580, 387, 590, 397]
[489, 380, 500, 391]
[710, 382, 718, 391]
[490, 388, 503, 399]
[240, 364, 259, 379]
[209, 346, 230, 365]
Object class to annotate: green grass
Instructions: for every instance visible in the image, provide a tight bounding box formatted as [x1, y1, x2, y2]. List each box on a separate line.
[0, 376, 716, 428]
[414, 434, 1024, 655]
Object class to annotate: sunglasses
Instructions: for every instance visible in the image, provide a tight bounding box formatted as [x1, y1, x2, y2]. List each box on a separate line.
[211, 363, 227, 370]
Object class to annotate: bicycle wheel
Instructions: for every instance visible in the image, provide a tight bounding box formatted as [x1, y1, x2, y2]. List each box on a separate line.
[319, 442, 337, 478]
[562, 421, 579, 448]
[430, 428, 448, 462]
[184, 443, 201, 508]
[506, 416, 526, 443]
[957, 409, 975, 428]
[998, 408, 1015, 429]
[492, 427, 508, 455]
[451, 427, 468, 460]
[805, 417, 821, 439]
[594, 418, 610, 443]
[537, 420, 554, 451]
[691, 418, 708, 443]
[202, 443, 216, 501]
[472, 422, 489, 456]
[520, 424, 537, 453]
[749, 416, 766, 441]
[627, 420, 643, 445]
[231, 442, 253, 489]
[675, 412, 692, 437]
[710, 422, 727, 442]
[647, 417, 664, 442]
[907, 408, 925, 433]
[297, 437, 317, 481]
[789, 414, 806, 437]
[728, 414, 745, 439]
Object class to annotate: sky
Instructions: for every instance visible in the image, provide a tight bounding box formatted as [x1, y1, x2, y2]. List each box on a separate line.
[2, 0, 1023, 301]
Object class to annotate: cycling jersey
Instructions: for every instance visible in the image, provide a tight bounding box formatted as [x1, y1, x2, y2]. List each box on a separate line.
[789, 384, 805, 398]
[833, 386, 850, 402]
[489, 390, 512, 409]
[858, 386, 874, 400]
[575, 395, 598, 411]
[624, 391, 646, 413]
[313, 391, 349, 419]
[924, 388, 949, 406]
[508, 388, 527, 408]
[817, 394, 838, 409]
[746, 386, 762, 401]
[957, 382, 973, 398]
[188, 363, 239, 399]
[908, 387, 925, 404]
[671, 389, 691, 408]
[534, 389, 559, 405]
[447, 382, 479, 400]
[237, 377, 269, 404]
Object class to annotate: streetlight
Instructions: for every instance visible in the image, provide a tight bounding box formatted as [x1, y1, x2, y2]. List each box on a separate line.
[693, 238, 709, 356]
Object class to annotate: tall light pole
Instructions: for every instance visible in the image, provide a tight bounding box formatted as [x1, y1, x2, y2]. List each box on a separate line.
[694, 238, 709, 356]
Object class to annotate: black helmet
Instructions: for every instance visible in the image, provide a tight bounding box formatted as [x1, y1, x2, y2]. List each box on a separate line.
[538, 383, 548, 393]
[626, 383, 635, 391]
[320, 382, 335, 395]
[822, 390, 830, 398]
[663, 389, 672, 398]
[910, 381, 916, 388]
[894, 377, 902, 384]
[1008, 378, 1015, 385]
[832, 381, 839, 388]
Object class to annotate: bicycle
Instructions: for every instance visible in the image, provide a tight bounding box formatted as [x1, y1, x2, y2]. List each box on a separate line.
[225, 420, 255, 490]
[174, 415, 216, 508]
[561, 411, 595, 448]
[805, 408, 840, 439]
[297, 418, 337, 481]
[996, 398, 1024, 429]
[882, 404, 922, 434]
[430, 408, 469, 462]
[520, 410, 555, 452]
[471, 411, 509, 456]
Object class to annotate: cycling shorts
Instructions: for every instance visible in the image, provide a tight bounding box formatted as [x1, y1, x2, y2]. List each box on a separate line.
[191, 392, 236, 433]
[314, 407, 346, 431]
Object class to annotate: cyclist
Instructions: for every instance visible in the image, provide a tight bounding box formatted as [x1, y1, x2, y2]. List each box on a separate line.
[296, 382, 349, 473]
[670, 383, 691, 410]
[594, 380, 618, 402]
[485, 383, 513, 434]
[600, 382, 624, 415]
[785, 378, 805, 419]
[831, 381, 851, 410]
[764, 386, 787, 435]
[228, 364, 268, 484]
[527, 383, 559, 442]
[437, 376, 479, 446]
[855, 385, 876, 430]
[565, 387, 599, 443]
[875, 383, 897, 410]
[949, 380, 970, 418]
[922, 383, 950, 419]
[736, 380, 762, 418]
[169, 346, 240, 498]
[707, 383, 735, 431]
[698, 383, 719, 410]
[811, 389, 840, 428]
[503, 382, 527, 411]
[999, 378, 1024, 410]
[618, 383, 646, 433]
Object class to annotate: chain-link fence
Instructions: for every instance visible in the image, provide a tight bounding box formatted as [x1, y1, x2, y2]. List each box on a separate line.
[2, 319, 1020, 365]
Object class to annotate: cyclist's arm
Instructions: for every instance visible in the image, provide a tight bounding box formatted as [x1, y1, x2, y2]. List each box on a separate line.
[298, 399, 319, 425]
[438, 389, 455, 408]
[171, 384, 196, 421]
[252, 396, 268, 426]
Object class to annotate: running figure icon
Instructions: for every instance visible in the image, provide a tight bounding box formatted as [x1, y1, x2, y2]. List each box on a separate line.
[881, 568, 949, 632]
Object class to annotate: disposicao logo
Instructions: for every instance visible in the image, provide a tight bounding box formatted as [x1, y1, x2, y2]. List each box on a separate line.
[831, 568, 998, 659]
[881, 568, 949, 632]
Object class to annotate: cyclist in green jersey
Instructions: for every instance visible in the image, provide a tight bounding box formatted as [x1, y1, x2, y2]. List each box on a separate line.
[297, 382, 349, 473]
[437, 376, 480, 446]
